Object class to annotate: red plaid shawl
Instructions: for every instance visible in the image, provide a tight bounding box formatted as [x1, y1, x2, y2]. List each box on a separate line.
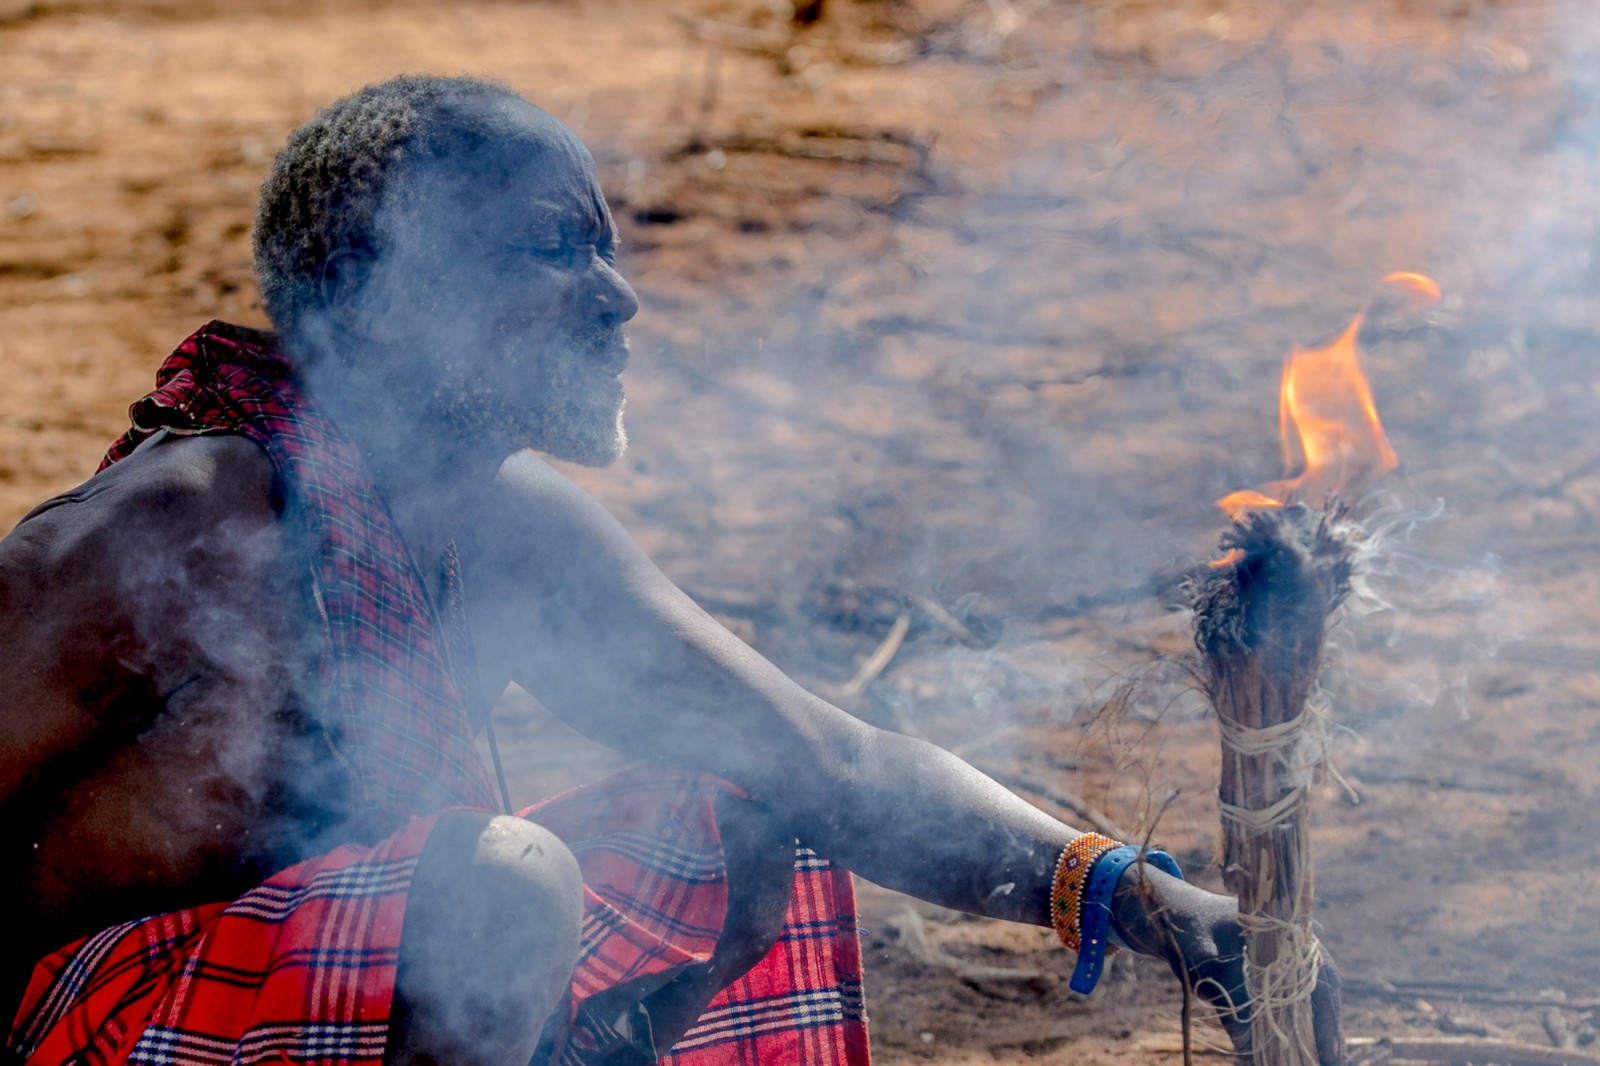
[10, 323, 868, 1066]
[12, 770, 868, 1066]
[99, 320, 497, 835]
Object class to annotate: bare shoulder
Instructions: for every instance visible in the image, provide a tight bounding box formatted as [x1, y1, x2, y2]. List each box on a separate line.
[0, 432, 284, 640]
[472, 450, 648, 591]
[464, 449, 719, 694]
[483, 450, 615, 534]
[10, 433, 275, 530]
[3, 433, 279, 582]
[0, 433, 287, 798]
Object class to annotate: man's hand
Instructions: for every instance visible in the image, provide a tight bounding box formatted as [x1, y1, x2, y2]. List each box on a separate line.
[1109, 865, 1346, 1066]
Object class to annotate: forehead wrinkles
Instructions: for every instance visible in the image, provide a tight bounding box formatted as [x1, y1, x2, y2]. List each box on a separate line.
[371, 95, 614, 254]
[525, 128, 611, 236]
[383, 136, 605, 243]
[495, 152, 615, 249]
[426, 94, 595, 188]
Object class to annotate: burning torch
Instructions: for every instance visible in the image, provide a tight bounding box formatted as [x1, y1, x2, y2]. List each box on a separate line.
[1190, 272, 1440, 1066]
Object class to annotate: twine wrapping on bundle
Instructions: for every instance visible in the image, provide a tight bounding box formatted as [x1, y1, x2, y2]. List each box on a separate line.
[1192, 503, 1355, 1066]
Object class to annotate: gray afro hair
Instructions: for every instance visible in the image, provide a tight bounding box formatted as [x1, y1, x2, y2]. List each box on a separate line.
[252, 74, 517, 335]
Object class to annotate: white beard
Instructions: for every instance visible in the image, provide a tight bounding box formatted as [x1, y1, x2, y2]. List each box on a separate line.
[430, 334, 630, 467]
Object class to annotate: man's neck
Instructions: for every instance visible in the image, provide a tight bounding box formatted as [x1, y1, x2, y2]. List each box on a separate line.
[293, 331, 509, 582]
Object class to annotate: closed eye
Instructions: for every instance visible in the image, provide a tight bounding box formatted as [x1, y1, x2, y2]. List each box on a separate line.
[508, 235, 577, 265]
[508, 221, 617, 266]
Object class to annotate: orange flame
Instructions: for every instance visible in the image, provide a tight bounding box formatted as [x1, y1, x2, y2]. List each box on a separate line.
[1215, 271, 1439, 522]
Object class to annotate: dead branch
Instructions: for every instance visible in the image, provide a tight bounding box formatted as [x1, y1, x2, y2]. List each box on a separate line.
[1341, 978, 1600, 1013]
[1144, 1035, 1600, 1065]
[1130, 790, 1196, 1066]
[832, 609, 911, 698]
[1347, 1036, 1600, 1066]
[1542, 1008, 1578, 1052]
[1342, 769, 1513, 796]
[684, 584, 777, 619]
[906, 592, 986, 648]
[810, 579, 998, 649]
[675, 128, 929, 169]
[1491, 447, 1600, 501]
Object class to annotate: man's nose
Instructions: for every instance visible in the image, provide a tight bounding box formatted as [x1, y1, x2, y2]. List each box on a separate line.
[589, 257, 640, 326]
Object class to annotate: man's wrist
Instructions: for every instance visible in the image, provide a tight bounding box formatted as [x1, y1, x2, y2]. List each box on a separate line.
[1054, 840, 1185, 994]
[1108, 859, 1186, 958]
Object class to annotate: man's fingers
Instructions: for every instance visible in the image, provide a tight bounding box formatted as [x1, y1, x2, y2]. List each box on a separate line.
[1189, 934, 1346, 1066]
[1191, 969, 1251, 1060]
[1311, 952, 1347, 1066]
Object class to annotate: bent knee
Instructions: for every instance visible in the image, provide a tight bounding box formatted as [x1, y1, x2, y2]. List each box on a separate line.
[408, 811, 584, 970]
[470, 816, 584, 934]
[392, 816, 583, 1066]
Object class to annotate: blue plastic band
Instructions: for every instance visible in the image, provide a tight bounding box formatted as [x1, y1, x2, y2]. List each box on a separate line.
[1068, 844, 1184, 995]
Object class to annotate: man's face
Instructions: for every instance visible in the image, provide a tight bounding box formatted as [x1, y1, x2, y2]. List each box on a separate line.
[359, 95, 640, 466]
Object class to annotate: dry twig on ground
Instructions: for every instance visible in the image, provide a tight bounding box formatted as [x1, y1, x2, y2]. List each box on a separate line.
[1347, 1036, 1600, 1066]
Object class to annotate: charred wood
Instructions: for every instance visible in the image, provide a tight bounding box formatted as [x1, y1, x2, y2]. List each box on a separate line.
[1191, 502, 1357, 1066]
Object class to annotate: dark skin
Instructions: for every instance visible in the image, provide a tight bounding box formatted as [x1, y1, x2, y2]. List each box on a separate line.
[0, 90, 1343, 1064]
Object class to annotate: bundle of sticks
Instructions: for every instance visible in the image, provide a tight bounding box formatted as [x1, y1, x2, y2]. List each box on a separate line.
[1192, 502, 1357, 1066]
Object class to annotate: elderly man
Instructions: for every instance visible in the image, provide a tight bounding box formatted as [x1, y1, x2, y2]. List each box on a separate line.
[0, 76, 1341, 1066]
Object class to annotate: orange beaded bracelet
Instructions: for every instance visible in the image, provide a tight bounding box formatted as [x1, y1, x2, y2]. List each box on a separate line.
[1049, 832, 1123, 952]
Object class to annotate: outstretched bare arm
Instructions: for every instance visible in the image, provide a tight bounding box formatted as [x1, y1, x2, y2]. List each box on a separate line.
[471, 453, 1345, 1063]
[470, 451, 1074, 921]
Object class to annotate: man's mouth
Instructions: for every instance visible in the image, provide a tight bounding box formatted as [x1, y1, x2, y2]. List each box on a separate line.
[593, 342, 630, 377]
[572, 326, 630, 376]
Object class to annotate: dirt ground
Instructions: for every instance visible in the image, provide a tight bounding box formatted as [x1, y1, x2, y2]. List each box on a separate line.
[5, 0, 1600, 1061]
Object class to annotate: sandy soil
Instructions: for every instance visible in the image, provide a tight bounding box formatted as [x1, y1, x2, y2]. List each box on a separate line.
[5, 0, 1600, 1061]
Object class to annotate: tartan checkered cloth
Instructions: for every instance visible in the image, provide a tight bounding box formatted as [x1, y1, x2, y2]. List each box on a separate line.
[10, 817, 432, 1066]
[532, 768, 868, 1066]
[99, 320, 498, 837]
[12, 322, 869, 1065]
[11, 769, 869, 1066]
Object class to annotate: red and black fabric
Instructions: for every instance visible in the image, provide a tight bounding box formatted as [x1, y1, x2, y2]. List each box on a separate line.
[11, 768, 868, 1066]
[99, 320, 498, 835]
[529, 767, 868, 1066]
[8, 323, 869, 1066]
[11, 818, 433, 1066]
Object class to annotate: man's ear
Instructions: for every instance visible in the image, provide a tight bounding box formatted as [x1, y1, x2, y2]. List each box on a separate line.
[318, 246, 386, 335]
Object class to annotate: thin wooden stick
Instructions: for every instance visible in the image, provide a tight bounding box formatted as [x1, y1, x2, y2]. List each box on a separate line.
[834, 609, 911, 698]
[1133, 791, 1196, 1066]
[1347, 1036, 1600, 1066]
[1341, 977, 1600, 1012]
[1141, 1036, 1600, 1065]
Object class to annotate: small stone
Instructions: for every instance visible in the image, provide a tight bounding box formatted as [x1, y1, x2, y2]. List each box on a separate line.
[780, 44, 810, 75]
[1541, 1006, 1576, 1050]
